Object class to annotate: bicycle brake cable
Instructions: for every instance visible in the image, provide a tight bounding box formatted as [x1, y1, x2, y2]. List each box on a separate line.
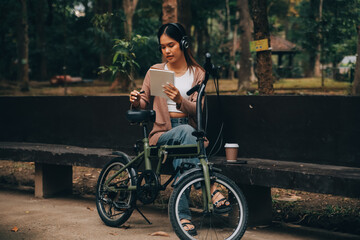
[207, 70, 225, 159]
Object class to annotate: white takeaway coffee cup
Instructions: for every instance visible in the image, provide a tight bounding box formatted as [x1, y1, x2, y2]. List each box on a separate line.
[224, 143, 239, 162]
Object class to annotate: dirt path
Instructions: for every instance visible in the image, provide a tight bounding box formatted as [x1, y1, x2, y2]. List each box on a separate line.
[1, 189, 360, 240]
[1, 161, 360, 236]
[0, 189, 176, 240]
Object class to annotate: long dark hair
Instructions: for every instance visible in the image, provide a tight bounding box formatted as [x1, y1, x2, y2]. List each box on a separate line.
[157, 23, 203, 71]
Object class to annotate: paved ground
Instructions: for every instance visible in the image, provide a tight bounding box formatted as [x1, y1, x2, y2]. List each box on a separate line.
[0, 189, 360, 240]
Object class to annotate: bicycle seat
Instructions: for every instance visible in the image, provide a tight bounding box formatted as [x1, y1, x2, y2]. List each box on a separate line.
[126, 110, 156, 123]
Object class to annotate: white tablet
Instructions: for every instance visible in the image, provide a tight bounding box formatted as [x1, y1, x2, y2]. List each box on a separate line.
[150, 68, 175, 98]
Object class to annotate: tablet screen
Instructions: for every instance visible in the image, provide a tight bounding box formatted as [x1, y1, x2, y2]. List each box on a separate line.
[149, 68, 175, 99]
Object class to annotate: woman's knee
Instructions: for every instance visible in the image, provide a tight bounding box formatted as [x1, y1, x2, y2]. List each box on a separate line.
[178, 125, 196, 142]
[178, 124, 195, 135]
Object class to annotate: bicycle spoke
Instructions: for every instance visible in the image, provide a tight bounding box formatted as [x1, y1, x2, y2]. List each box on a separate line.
[96, 158, 136, 227]
[169, 172, 248, 240]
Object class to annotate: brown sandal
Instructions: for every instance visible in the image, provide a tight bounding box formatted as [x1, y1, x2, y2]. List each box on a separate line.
[181, 219, 197, 236]
[212, 190, 232, 214]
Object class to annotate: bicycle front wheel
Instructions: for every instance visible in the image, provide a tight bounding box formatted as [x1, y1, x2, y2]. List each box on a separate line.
[96, 157, 137, 227]
[169, 172, 248, 240]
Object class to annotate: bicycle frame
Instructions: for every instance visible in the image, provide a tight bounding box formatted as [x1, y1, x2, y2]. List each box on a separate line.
[104, 141, 201, 190]
[105, 54, 215, 213]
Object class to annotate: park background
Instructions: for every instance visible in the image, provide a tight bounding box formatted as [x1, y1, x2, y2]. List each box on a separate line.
[1, 0, 360, 95]
[0, 0, 360, 237]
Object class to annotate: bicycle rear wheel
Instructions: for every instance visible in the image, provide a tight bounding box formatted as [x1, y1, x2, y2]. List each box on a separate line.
[96, 157, 137, 227]
[169, 172, 248, 240]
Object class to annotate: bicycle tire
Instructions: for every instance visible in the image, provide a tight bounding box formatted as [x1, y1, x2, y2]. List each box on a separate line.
[169, 172, 248, 240]
[96, 156, 137, 227]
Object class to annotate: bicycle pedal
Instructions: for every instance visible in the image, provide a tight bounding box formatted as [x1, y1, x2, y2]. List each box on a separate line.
[101, 197, 112, 204]
[213, 205, 232, 215]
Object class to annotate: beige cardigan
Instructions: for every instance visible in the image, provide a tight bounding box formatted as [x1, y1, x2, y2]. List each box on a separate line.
[133, 63, 205, 146]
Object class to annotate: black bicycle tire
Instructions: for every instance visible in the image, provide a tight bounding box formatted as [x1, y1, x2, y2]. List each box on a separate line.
[96, 157, 137, 227]
[168, 172, 248, 240]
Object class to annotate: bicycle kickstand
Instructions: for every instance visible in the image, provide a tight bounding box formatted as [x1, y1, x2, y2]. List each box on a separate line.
[134, 206, 152, 225]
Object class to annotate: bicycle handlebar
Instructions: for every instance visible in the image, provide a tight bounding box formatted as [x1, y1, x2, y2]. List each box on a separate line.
[186, 84, 200, 96]
[187, 53, 215, 96]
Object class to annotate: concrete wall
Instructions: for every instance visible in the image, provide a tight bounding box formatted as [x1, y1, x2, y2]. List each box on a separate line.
[1, 96, 359, 167]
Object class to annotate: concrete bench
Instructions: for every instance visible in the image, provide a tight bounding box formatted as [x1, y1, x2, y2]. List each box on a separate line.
[1, 142, 359, 226]
[212, 157, 360, 225]
[0, 142, 114, 197]
[213, 157, 360, 198]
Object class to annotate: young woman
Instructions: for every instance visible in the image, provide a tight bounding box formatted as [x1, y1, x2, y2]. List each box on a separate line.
[129, 23, 230, 236]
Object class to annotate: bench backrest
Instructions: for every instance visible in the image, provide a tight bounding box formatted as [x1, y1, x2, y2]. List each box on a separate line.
[1, 96, 359, 167]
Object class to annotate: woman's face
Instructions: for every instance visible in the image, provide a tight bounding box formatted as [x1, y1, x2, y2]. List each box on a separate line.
[159, 34, 184, 64]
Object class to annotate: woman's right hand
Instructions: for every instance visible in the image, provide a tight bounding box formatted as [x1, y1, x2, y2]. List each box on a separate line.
[129, 90, 141, 107]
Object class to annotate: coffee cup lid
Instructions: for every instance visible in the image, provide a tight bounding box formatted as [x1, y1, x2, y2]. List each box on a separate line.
[224, 143, 239, 148]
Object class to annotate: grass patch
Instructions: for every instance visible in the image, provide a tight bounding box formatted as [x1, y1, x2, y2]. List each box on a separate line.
[273, 78, 350, 89]
[0, 77, 352, 96]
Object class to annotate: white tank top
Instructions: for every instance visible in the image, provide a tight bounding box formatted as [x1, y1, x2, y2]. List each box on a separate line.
[165, 64, 194, 113]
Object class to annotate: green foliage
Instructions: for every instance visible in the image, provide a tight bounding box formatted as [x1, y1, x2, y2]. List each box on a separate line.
[132, 0, 162, 75]
[320, 0, 360, 64]
[1, 0, 359, 83]
[98, 35, 148, 83]
[288, 0, 360, 65]
[268, 0, 290, 34]
[190, 0, 227, 65]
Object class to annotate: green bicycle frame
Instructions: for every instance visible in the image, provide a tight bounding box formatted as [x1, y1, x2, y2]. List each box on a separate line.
[104, 136, 213, 212]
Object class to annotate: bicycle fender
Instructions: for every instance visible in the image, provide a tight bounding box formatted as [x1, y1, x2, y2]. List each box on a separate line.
[112, 151, 132, 162]
[172, 166, 221, 188]
[111, 151, 137, 177]
[172, 167, 202, 188]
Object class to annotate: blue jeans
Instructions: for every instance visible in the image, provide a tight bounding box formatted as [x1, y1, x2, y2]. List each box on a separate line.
[157, 122, 199, 221]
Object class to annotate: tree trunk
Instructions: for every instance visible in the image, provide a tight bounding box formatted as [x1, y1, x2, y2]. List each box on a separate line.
[306, 53, 316, 77]
[95, 0, 105, 69]
[196, 22, 209, 60]
[120, 0, 138, 91]
[237, 0, 252, 92]
[94, 0, 113, 82]
[34, 0, 48, 81]
[306, 0, 320, 78]
[352, 26, 360, 95]
[314, 49, 321, 77]
[162, 0, 177, 24]
[225, 0, 234, 79]
[252, 0, 274, 95]
[225, 0, 231, 38]
[17, 0, 29, 91]
[196, 25, 204, 59]
[314, 0, 323, 77]
[123, 0, 139, 40]
[229, 10, 239, 80]
[177, 0, 191, 32]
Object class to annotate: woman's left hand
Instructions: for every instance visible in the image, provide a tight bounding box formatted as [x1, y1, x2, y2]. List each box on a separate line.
[163, 83, 182, 105]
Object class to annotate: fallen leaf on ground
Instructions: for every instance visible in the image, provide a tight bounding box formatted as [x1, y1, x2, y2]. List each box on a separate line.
[276, 195, 301, 202]
[256, 225, 270, 229]
[11, 226, 19, 232]
[86, 206, 94, 211]
[109, 232, 119, 236]
[149, 231, 170, 237]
